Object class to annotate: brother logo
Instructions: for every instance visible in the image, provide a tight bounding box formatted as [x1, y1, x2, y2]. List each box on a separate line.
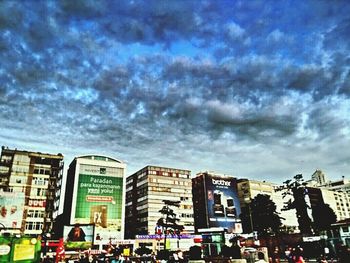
[212, 178, 231, 186]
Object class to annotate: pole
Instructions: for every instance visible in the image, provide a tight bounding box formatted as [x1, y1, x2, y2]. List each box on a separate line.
[163, 204, 168, 250]
[248, 202, 253, 233]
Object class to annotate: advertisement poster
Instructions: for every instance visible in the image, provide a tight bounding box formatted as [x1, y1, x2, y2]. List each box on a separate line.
[63, 224, 94, 250]
[0, 192, 25, 229]
[75, 170, 123, 243]
[205, 175, 241, 233]
[0, 236, 41, 263]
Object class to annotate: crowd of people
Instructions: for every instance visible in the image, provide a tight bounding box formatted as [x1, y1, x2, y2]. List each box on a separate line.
[40, 243, 350, 263]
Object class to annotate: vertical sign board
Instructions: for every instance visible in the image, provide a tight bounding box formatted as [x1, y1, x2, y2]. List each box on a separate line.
[75, 165, 123, 244]
[205, 175, 241, 233]
[0, 192, 25, 229]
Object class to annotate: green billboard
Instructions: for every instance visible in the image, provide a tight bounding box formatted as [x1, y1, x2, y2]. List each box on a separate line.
[75, 173, 123, 242]
[0, 236, 41, 263]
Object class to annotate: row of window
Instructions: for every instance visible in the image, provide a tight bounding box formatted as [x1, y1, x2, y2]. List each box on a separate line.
[27, 210, 45, 218]
[14, 154, 30, 163]
[12, 165, 30, 174]
[150, 178, 190, 186]
[148, 170, 190, 179]
[9, 175, 50, 186]
[180, 213, 193, 218]
[33, 167, 51, 175]
[25, 221, 43, 231]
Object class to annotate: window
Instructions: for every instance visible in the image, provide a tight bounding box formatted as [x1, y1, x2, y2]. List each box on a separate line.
[33, 167, 51, 175]
[25, 222, 43, 231]
[13, 154, 30, 164]
[342, 227, 349, 233]
[9, 175, 27, 185]
[33, 177, 49, 186]
[0, 166, 9, 173]
[1, 155, 12, 163]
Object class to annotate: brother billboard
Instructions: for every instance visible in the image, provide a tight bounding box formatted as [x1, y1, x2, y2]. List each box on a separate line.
[74, 164, 124, 243]
[205, 175, 241, 233]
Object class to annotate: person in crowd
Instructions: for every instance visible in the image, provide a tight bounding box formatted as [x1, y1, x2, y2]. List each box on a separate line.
[337, 244, 350, 263]
[291, 247, 305, 263]
[272, 246, 280, 263]
[255, 252, 267, 263]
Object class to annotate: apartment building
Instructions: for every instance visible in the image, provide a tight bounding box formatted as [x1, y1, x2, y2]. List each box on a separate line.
[0, 146, 63, 235]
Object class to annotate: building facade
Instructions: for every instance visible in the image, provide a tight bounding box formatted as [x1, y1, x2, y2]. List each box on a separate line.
[192, 171, 241, 234]
[237, 179, 298, 232]
[0, 146, 64, 235]
[305, 172, 350, 221]
[61, 155, 126, 244]
[125, 166, 194, 240]
[320, 188, 350, 221]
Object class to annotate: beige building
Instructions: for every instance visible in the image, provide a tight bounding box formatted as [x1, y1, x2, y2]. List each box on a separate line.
[0, 146, 64, 235]
[237, 179, 298, 231]
[305, 171, 350, 221]
[125, 165, 194, 247]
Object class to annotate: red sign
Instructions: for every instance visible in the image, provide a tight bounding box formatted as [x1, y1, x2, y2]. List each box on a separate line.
[28, 200, 46, 207]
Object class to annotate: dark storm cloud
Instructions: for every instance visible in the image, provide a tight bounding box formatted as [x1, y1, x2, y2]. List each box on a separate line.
[0, 0, 349, 180]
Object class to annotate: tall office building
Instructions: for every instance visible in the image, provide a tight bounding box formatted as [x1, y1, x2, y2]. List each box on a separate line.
[125, 166, 194, 239]
[305, 173, 350, 221]
[311, 169, 327, 186]
[0, 146, 64, 235]
[192, 171, 241, 234]
[61, 155, 126, 244]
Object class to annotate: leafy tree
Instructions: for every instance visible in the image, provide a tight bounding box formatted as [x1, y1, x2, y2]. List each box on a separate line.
[250, 194, 283, 236]
[276, 174, 313, 235]
[312, 203, 337, 234]
[157, 200, 184, 250]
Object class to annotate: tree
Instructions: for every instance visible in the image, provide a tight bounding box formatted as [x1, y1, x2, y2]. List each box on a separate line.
[250, 194, 283, 236]
[312, 203, 336, 234]
[276, 174, 313, 235]
[157, 200, 184, 250]
[239, 206, 252, 233]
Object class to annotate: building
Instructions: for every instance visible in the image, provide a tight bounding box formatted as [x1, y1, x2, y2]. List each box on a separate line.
[237, 179, 298, 232]
[329, 218, 350, 247]
[125, 166, 194, 241]
[0, 146, 64, 235]
[311, 170, 327, 186]
[61, 155, 126, 244]
[320, 188, 350, 221]
[192, 171, 241, 233]
[305, 171, 350, 221]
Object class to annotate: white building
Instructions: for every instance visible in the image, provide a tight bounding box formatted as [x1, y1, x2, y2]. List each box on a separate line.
[62, 155, 126, 244]
[125, 166, 194, 250]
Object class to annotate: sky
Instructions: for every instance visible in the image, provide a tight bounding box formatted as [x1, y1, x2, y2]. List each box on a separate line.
[0, 0, 350, 184]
